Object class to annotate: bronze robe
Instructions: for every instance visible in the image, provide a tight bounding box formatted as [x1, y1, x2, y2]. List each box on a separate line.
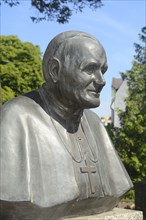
[0, 95, 133, 219]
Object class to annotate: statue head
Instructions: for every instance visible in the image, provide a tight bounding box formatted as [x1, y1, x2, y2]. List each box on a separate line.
[42, 31, 108, 109]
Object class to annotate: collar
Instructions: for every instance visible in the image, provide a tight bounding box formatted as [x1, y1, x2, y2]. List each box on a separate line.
[38, 83, 83, 132]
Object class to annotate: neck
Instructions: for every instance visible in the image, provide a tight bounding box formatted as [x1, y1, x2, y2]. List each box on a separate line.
[39, 83, 83, 133]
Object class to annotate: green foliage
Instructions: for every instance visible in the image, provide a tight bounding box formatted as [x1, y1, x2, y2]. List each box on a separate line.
[118, 62, 146, 182]
[108, 27, 146, 186]
[1, 86, 15, 103]
[0, 35, 44, 104]
[134, 26, 146, 64]
[1, 0, 103, 23]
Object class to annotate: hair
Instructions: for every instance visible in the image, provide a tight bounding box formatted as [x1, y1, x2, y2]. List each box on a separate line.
[42, 31, 100, 82]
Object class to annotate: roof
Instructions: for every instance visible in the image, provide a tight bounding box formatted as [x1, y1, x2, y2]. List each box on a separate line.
[112, 78, 123, 90]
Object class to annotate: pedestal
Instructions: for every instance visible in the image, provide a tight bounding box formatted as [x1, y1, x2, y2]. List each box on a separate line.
[64, 208, 143, 220]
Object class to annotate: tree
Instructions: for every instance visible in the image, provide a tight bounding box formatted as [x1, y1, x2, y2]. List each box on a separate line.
[1, 0, 103, 24]
[110, 27, 146, 185]
[134, 26, 146, 64]
[0, 36, 44, 104]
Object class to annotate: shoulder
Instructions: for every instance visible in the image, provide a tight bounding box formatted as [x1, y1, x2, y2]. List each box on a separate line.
[83, 109, 105, 132]
[1, 96, 42, 121]
[0, 95, 54, 133]
[2, 95, 37, 109]
[84, 109, 102, 123]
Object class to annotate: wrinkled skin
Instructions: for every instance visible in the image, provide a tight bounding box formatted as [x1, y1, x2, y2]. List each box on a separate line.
[57, 38, 108, 109]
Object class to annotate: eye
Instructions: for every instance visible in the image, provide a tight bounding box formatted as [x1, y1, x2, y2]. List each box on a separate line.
[84, 64, 98, 74]
[101, 65, 108, 74]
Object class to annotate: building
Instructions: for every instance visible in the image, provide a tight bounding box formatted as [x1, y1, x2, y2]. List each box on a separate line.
[101, 116, 111, 126]
[111, 78, 128, 128]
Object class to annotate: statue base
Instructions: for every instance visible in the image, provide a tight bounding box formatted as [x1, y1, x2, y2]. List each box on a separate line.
[64, 208, 143, 220]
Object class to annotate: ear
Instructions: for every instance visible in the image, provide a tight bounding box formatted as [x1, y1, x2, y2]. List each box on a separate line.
[48, 58, 61, 83]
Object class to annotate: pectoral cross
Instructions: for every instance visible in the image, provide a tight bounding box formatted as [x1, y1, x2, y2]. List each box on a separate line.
[80, 157, 96, 194]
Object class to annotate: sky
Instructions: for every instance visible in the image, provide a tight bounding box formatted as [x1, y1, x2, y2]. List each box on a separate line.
[1, 0, 145, 117]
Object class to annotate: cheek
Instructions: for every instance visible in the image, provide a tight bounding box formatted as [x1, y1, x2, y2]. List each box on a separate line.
[61, 77, 75, 94]
[79, 74, 93, 89]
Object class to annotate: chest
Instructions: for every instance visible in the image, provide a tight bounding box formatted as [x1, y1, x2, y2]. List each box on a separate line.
[27, 113, 107, 207]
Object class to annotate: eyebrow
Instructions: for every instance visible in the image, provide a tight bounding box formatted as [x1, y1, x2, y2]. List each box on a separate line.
[80, 59, 100, 70]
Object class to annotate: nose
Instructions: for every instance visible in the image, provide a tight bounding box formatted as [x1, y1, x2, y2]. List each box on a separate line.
[93, 72, 106, 92]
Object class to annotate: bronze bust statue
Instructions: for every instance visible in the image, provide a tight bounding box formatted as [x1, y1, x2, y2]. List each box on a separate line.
[0, 31, 133, 219]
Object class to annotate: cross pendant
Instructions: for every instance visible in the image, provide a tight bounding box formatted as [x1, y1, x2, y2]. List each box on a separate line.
[80, 157, 96, 194]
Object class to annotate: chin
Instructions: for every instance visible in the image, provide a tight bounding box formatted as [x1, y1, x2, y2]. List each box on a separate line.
[89, 102, 100, 109]
[81, 98, 100, 109]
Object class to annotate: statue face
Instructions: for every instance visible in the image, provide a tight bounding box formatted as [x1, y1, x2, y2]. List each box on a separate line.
[58, 38, 108, 109]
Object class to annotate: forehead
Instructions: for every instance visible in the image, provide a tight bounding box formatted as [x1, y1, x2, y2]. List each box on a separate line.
[68, 38, 107, 64]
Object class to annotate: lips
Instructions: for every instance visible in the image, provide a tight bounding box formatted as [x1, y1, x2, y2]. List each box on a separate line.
[88, 90, 100, 96]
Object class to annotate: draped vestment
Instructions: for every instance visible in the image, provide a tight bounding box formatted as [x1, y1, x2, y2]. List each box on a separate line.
[0, 94, 133, 219]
